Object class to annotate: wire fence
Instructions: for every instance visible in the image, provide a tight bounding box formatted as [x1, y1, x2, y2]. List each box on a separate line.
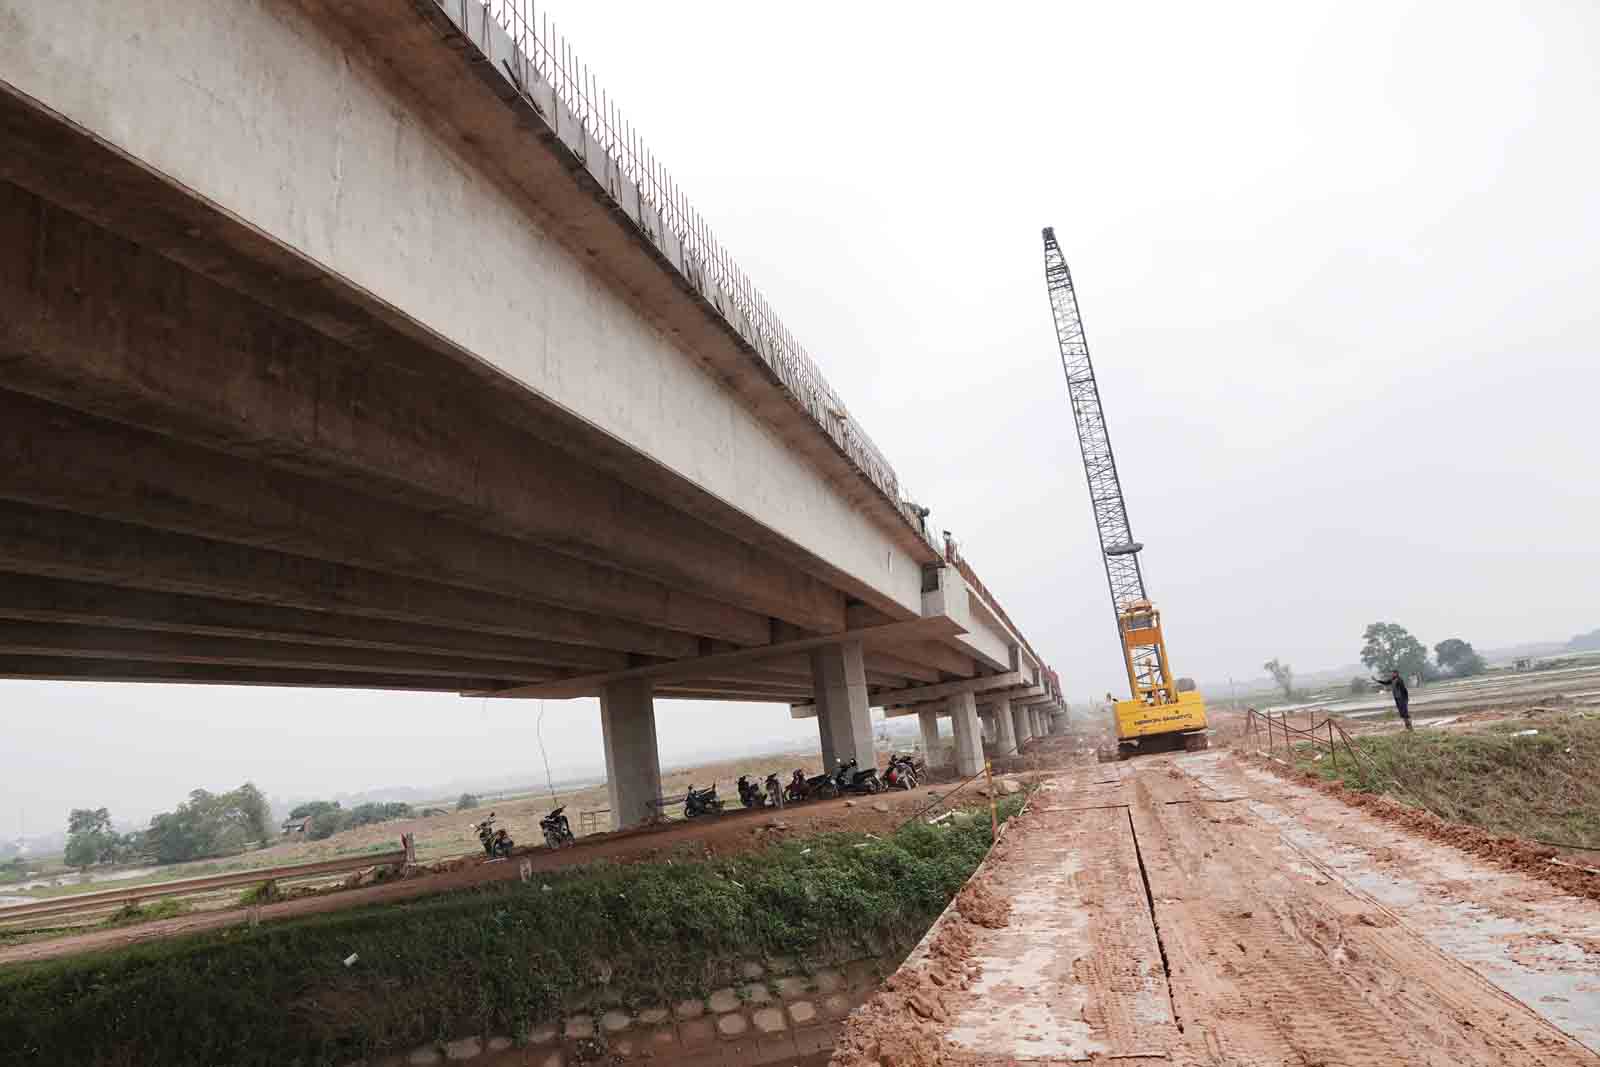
[473, 0, 934, 545]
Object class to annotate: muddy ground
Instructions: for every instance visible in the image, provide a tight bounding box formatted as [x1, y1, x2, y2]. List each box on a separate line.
[835, 733, 1600, 1066]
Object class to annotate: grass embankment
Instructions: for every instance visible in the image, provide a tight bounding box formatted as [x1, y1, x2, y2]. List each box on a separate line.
[1296, 715, 1600, 849]
[0, 798, 1023, 1066]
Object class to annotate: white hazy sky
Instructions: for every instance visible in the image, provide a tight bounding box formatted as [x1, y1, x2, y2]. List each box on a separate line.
[4, 0, 1597, 832]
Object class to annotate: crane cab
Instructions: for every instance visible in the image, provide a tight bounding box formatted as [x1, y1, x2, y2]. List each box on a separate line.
[1111, 598, 1208, 754]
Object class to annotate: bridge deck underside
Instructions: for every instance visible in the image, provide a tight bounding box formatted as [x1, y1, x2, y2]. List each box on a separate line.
[0, 84, 1000, 701]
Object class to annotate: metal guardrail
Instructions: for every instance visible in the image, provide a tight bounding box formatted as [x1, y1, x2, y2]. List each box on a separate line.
[0, 849, 409, 926]
[470, 0, 937, 549]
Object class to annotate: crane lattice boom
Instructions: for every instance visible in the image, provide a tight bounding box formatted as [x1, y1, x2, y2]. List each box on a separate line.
[1041, 227, 1172, 706]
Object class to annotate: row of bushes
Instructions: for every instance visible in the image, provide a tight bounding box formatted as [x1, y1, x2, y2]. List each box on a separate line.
[0, 797, 1023, 1066]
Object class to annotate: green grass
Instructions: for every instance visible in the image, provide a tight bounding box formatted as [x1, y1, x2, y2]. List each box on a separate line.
[1294, 714, 1600, 848]
[0, 797, 1023, 1066]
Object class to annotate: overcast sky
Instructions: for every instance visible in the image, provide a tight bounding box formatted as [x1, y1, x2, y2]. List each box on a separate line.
[4, 0, 1596, 833]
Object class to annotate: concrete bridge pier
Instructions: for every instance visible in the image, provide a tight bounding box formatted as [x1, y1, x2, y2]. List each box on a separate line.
[811, 641, 875, 773]
[600, 678, 663, 829]
[992, 696, 1018, 757]
[949, 692, 985, 777]
[918, 709, 947, 770]
[1013, 704, 1034, 748]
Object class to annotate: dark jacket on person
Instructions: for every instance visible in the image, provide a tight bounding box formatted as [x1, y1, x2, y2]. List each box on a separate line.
[1376, 673, 1409, 704]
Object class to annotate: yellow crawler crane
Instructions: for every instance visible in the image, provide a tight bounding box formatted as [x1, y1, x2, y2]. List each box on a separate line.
[1040, 228, 1209, 757]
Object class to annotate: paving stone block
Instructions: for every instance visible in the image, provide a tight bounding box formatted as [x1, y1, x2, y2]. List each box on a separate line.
[679, 1017, 716, 1049]
[740, 960, 766, 980]
[406, 1049, 442, 1066]
[484, 1037, 512, 1053]
[751, 1007, 787, 1035]
[600, 1009, 631, 1033]
[774, 976, 811, 999]
[812, 969, 846, 994]
[443, 1037, 482, 1061]
[787, 1000, 818, 1027]
[767, 955, 798, 975]
[716, 1012, 749, 1038]
[525, 1025, 558, 1046]
[563, 1015, 594, 1040]
[822, 993, 852, 1019]
[673, 998, 705, 1020]
[636, 1005, 670, 1026]
[741, 982, 773, 1004]
[707, 987, 742, 1014]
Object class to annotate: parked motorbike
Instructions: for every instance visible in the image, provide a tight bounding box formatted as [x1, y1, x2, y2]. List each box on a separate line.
[882, 753, 918, 791]
[764, 772, 785, 809]
[474, 813, 514, 859]
[540, 806, 575, 849]
[737, 774, 767, 809]
[683, 783, 724, 818]
[833, 758, 883, 795]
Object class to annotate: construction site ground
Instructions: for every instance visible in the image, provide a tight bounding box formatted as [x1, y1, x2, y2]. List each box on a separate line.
[0, 769, 973, 967]
[838, 733, 1600, 1066]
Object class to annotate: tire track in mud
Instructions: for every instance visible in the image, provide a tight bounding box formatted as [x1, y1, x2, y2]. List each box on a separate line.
[1127, 761, 1600, 1066]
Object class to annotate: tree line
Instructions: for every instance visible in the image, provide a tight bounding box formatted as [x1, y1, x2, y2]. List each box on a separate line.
[64, 783, 272, 869]
[1260, 622, 1488, 701]
[63, 787, 419, 870]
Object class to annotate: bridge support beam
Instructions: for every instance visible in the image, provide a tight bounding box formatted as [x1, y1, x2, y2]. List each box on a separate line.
[600, 678, 662, 829]
[992, 696, 1018, 757]
[1013, 704, 1034, 748]
[918, 709, 946, 770]
[950, 692, 984, 778]
[810, 641, 874, 774]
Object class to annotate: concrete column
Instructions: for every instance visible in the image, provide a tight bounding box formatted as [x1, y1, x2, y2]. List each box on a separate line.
[1013, 704, 1034, 748]
[978, 710, 995, 745]
[815, 694, 837, 772]
[918, 708, 947, 769]
[600, 678, 662, 829]
[993, 696, 1018, 756]
[949, 692, 984, 777]
[1034, 708, 1046, 738]
[810, 641, 875, 773]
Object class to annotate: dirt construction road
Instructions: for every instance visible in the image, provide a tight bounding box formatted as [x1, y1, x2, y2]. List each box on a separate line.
[843, 748, 1600, 1066]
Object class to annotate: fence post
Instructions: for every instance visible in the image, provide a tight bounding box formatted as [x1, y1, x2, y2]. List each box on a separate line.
[985, 760, 997, 839]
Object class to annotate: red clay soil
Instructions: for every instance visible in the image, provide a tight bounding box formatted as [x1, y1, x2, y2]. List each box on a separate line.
[829, 797, 1046, 1067]
[1250, 754, 1600, 903]
[0, 784, 960, 967]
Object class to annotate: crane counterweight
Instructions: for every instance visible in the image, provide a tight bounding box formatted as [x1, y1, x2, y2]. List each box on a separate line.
[1040, 227, 1208, 757]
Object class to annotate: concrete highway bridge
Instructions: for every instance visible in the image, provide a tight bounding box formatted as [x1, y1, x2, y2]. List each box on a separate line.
[0, 0, 1064, 827]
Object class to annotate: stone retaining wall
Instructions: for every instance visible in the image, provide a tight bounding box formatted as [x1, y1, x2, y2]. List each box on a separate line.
[378, 955, 886, 1066]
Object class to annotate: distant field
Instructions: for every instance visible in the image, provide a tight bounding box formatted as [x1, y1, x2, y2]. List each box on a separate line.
[5, 746, 830, 905]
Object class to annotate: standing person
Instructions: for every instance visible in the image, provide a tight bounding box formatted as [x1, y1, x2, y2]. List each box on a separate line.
[1373, 671, 1413, 731]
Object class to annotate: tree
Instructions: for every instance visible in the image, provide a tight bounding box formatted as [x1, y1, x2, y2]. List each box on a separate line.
[1262, 659, 1294, 700]
[1348, 676, 1371, 696]
[307, 808, 351, 840]
[144, 783, 277, 864]
[64, 807, 119, 870]
[456, 793, 480, 812]
[1359, 622, 1430, 684]
[231, 782, 273, 846]
[289, 800, 341, 821]
[1434, 638, 1487, 677]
